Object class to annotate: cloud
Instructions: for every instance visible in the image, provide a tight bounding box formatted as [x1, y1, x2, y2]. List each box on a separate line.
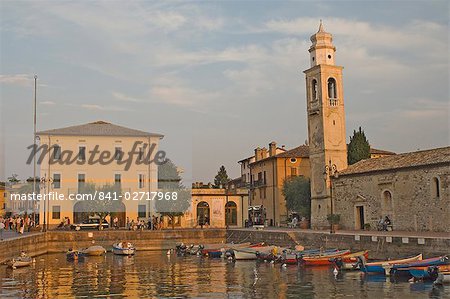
[111, 91, 144, 103]
[40, 101, 56, 105]
[81, 104, 131, 112]
[0, 74, 33, 87]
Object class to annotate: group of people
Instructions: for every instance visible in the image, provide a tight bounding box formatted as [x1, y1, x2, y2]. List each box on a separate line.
[0, 215, 37, 240]
[124, 216, 164, 231]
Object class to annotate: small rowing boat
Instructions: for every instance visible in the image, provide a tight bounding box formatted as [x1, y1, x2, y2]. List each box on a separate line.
[81, 245, 107, 256]
[66, 249, 85, 261]
[234, 246, 278, 260]
[8, 252, 33, 269]
[112, 242, 136, 255]
[300, 249, 351, 266]
[331, 251, 370, 270]
[391, 255, 449, 277]
[359, 254, 423, 274]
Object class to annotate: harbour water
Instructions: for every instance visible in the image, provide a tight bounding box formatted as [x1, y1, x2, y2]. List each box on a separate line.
[0, 251, 448, 298]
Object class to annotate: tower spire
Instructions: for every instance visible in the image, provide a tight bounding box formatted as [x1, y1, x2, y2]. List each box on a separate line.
[318, 19, 324, 33]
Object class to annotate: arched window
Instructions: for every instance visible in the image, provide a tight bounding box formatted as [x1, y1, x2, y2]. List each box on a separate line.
[225, 201, 237, 226]
[327, 78, 337, 99]
[197, 201, 210, 226]
[432, 177, 440, 199]
[311, 79, 318, 101]
[382, 190, 393, 218]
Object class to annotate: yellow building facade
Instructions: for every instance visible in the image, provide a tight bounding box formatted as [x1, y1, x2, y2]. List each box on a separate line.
[36, 121, 163, 228]
[242, 142, 310, 226]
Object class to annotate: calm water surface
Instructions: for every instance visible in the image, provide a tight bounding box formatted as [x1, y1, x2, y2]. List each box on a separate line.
[0, 251, 448, 298]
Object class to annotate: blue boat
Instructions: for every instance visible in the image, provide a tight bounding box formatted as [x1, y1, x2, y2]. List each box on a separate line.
[359, 254, 423, 274]
[390, 256, 449, 277]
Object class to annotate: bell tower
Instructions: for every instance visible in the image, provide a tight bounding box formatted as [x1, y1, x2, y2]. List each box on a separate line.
[304, 21, 348, 229]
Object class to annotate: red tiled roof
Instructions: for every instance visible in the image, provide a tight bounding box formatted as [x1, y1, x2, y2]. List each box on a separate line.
[340, 146, 450, 176]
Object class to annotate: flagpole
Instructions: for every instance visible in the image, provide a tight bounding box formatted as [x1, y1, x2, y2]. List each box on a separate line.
[33, 75, 37, 224]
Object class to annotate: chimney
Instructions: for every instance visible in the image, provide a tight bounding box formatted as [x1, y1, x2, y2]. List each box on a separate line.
[261, 147, 268, 159]
[254, 147, 261, 162]
[269, 141, 277, 157]
[281, 145, 286, 150]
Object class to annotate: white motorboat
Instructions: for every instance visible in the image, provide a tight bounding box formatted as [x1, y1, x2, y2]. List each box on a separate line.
[81, 245, 106, 256]
[112, 242, 136, 255]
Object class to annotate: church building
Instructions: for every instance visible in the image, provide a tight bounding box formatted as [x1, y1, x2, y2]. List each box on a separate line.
[304, 22, 450, 232]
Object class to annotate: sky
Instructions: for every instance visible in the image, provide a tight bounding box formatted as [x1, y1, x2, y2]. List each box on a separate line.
[0, 0, 449, 184]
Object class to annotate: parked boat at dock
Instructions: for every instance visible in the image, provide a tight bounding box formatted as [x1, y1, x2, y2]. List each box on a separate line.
[112, 242, 136, 255]
[358, 254, 423, 274]
[299, 249, 351, 266]
[7, 252, 33, 269]
[81, 245, 107, 256]
[66, 249, 85, 261]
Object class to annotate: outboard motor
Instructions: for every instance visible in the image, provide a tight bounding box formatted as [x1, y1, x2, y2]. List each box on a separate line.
[332, 258, 344, 270]
[428, 266, 440, 281]
[224, 249, 235, 260]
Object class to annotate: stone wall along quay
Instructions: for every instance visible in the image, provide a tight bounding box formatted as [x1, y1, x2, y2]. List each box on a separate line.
[0, 229, 226, 264]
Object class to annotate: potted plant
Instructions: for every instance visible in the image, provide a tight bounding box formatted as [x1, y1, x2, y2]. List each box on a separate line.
[327, 214, 341, 231]
[364, 223, 371, 231]
[299, 217, 310, 229]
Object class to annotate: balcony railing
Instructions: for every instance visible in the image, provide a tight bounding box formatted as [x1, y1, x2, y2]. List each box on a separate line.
[250, 180, 266, 189]
[329, 98, 339, 106]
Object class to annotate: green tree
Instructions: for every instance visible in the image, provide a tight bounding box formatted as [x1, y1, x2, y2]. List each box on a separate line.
[282, 176, 311, 219]
[347, 127, 370, 165]
[214, 165, 229, 188]
[78, 182, 123, 229]
[156, 160, 191, 229]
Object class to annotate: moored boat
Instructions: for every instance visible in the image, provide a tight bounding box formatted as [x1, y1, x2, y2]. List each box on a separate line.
[81, 245, 107, 256]
[300, 249, 351, 266]
[66, 249, 85, 261]
[112, 242, 136, 255]
[8, 252, 33, 269]
[234, 246, 278, 260]
[359, 254, 423, 274]
[391, 255, 449, 277]
[331, 251, 370, 270]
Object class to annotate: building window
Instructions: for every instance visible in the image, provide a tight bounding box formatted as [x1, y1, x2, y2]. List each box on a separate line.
[114, 147, 122, 161]
[53, 145, 61, 160]
[263, 171, 266, 185]
[138, 174, 145, 189]
[290, 167, 297, 177]
[53, 173, 61, 189]
[311, 79, 318, 101]
[138, 204, 146, 218]
[52, 206, 61, 219]
[432, 177, 440, 199]
[327, 78, 337, 99]
[115, 174, 121, 187]
[78, 174, 86, 192]
[78, 146, 86, 161]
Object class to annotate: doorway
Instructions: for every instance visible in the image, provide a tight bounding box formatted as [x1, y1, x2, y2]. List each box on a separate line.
[355, 206, 365, 230]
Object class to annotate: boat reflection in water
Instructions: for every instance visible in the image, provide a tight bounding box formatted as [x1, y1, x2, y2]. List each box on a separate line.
[0, 251, 448, 298]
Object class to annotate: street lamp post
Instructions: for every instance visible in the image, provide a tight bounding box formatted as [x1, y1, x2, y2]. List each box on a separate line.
[324, 160, 338, 234]
[40, 174, 53, 232]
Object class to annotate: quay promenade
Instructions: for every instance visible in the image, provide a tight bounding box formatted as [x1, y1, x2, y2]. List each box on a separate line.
[1, 227, 448, 263]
